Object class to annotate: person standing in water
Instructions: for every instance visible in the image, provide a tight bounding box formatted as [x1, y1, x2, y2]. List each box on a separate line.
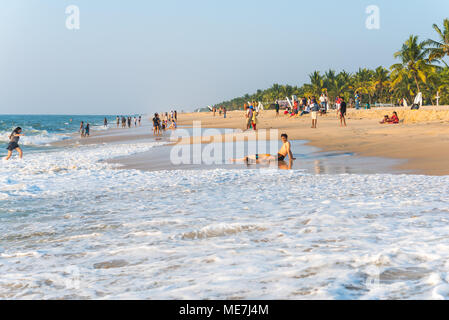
[153, 113, 160, 136]
[5, 127, 24, 160]
[85, 123, 90, 137]
[104, 117, 108, 128]
[79, 121, 85, 138]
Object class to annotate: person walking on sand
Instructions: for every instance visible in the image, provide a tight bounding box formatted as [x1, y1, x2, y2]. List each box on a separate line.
[5, 127, 24, 160]
[275, 100, 280, 117]
[246, 105, 253, 130]
[338, 97, 347, 127]
[251, 108, 258, 130]
[310, 96, 319, 128]
[223, 106, 227, 119]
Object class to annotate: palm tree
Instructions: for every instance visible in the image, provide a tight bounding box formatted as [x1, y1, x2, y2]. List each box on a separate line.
[335, 71, 352, 98]
[372, 66, 390, 103]
[428, 19, 449, 67]
[308, 71, 324, 96]
[354, 68, 375, 104]
[323, 69, 337, 101]
[391, 35, 434, 94]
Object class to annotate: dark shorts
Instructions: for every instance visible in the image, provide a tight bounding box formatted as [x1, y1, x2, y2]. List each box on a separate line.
[7, 142, 19, 151]
[277, 154, 285, 161]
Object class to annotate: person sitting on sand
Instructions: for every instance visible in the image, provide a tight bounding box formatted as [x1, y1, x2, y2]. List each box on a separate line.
[231, 134, 296, 163]
[380, 115, 390, 124]
[5, 127, 24, 160]
[168, 120, 177, 129]
[389, 112, 399, 124]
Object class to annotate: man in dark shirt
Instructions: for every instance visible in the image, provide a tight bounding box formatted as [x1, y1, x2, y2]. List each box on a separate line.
[153, 113, 160, 135]
[339, 97, 347, 127]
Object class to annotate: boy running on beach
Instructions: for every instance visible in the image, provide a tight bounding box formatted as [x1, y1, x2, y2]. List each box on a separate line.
[231, 134, 296, 163]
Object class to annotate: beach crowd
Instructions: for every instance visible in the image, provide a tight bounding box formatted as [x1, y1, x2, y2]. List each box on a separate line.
[152, 110, 178, 136]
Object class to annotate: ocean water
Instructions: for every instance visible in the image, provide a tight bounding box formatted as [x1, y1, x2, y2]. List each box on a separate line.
[0, 115, 116, 153]
[1, 115, 449, 300]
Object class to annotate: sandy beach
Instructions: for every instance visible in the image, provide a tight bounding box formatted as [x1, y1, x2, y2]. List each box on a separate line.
[172, 106, 449, 176]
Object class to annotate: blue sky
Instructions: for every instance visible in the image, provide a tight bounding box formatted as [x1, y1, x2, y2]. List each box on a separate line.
[0, 0, 448, 114]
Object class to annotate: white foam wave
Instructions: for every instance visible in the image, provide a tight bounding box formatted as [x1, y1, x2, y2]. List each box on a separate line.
[0, 141, 449, 300]
[1, 130, 69, 146]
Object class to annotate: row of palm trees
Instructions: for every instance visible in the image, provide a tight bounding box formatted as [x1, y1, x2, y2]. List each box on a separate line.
[213, 19, 449, 110]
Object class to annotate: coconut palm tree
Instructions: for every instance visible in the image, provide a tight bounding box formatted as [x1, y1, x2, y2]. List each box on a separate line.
[391, 35, 434, 94]
[372, 66, 390, 103]
[307, 71, 324, 96]
[428, 19, 449, 67]
[323, 69, 337, 101]
[353, 68, 375, 104]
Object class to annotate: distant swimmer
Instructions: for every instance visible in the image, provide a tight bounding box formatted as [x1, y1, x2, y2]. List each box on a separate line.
[231, 134, 296, 163]
[5, 127, 24, 160]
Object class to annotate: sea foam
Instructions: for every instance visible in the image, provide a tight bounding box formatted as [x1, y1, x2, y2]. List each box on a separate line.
[0, 140, 449, 299]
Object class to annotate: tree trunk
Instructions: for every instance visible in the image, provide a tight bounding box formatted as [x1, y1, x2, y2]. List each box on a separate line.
[414, 75, 421, 93]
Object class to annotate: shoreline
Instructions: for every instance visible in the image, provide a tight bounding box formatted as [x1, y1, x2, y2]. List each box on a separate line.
[49, 107, 449, 176]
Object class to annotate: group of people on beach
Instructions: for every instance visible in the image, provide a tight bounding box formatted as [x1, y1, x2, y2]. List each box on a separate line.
[116, 116, 142, 129]
[272, 94, 348, 128]
[212, 106, 227, 118]
[152, 110, 178, 136]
